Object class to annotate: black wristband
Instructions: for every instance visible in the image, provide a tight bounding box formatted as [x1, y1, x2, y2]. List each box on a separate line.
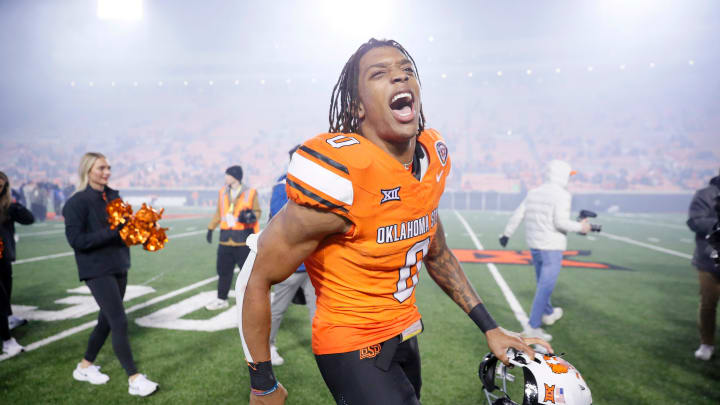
[247, 360, 277, 391]
[469, 303, 498, 333]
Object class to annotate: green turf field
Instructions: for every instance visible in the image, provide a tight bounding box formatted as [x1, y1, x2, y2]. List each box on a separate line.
[1, 209, 718, 404]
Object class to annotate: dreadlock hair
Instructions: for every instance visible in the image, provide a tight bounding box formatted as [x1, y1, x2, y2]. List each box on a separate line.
[329, 38, 426, 136]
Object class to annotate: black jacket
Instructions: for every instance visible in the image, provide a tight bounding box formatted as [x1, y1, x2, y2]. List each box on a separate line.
[63, 185, 130, 281]
[687, 176, 720, 275]
[0, 203, 35, 263]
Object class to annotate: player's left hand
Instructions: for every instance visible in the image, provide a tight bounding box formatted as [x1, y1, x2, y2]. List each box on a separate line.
[485, 327, 553, 366]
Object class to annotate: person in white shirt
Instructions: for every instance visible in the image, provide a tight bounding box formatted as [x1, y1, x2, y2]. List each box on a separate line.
[499, 160, 590, 341]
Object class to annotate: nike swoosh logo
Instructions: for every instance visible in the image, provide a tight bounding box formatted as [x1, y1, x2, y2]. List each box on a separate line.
[435, 170, 444, 182]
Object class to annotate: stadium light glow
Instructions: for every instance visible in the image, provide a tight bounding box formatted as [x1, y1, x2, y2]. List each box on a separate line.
[70, 81, 76, 87]
[318, 0, 394, 43]
[554, 68, 561, 74]
[649, 62, 655, 68]
[428, 35, 435, 42]
[183, 80, 189, 86]
[619, 64, 626, 70]
[440, 73, 447, 79]
[157, 81, 163, 87]
[587, 66, 594, 72]
[260, 79, 265, 85]
[89, 81, 94, 87]
[688, 59, 694, 66]
[497, 70, 503, 77]
[467, 72, 473, 78]
[111, 81, 116, 87]
[525, 69, 532, 75]
[208, 80, 214, 86]
[234, 80, 240, 85]
[97, 0, 143, 21]
[133, 81, 139, 87]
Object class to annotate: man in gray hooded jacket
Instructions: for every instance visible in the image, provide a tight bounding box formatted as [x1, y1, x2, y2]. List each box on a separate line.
[687, 170, 720, 361]
[500, 160, 590, 341]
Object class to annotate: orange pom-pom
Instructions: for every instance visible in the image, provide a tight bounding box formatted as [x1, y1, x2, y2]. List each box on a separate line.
[135, 203, 163, 225]
[114, 201, 168, 252]
[143, 227, 169, 251]
[106, 198, 133, 230]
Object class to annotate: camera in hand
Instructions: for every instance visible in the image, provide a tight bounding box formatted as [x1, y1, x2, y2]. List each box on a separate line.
[238, 208, 257, 225]
[577, 209, 602, 233]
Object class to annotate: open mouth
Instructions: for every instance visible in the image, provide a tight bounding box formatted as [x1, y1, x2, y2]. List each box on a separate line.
[389, 91, 415, 123]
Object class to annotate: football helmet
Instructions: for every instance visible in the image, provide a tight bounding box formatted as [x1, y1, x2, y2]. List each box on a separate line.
[479, 349, 592, 405]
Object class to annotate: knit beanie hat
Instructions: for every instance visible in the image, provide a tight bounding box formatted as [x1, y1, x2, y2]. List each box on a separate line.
[225, 165, 243, 183]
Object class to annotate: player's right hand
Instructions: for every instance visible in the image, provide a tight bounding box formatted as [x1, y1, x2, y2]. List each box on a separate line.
[579, 219, 591, 234]
[249, 383, 288, 405]
[486, 327, 553, 366]
[499, 235, 509, 247]
[206, 229, 213, 244]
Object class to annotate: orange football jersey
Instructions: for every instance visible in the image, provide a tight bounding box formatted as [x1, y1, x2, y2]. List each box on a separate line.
[286, 129, 451, 354]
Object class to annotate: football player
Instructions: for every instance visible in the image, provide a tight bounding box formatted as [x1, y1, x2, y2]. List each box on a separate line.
[236, 38, 552, 404]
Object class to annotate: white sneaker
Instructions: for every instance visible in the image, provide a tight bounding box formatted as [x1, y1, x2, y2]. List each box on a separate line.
[129, 374, 158, 397]
[542, 308, 564, 326]
[694, 344, 714, 361]
[522, 327, 553, 342]
[2, 338, 25, 357]
[8, 315, 28, 330]
[73, 363, 110, 385]
[205, 298, 229, 310]
[270, 345, 284, 366]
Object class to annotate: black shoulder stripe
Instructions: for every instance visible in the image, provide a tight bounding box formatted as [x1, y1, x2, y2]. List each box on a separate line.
[287, 178, 349, 214]
[299, 145, 349, 174]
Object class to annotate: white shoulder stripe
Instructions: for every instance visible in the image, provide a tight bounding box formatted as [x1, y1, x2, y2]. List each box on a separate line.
[419, 143, 430, 181]
[288, 153, 354, 205]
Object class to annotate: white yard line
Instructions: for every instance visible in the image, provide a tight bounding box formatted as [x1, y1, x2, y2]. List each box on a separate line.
[453, 211, 529, 328]
[603, 216, 688, 231]
[13, 230, 206, 265]
[16, 229, 65, 237]
[0, 273, 223, 361]
[16, 216, 209, 238]
[14, 252, 75, 264]
[141, 272, 166, 286]
[599, 232, 692, 260]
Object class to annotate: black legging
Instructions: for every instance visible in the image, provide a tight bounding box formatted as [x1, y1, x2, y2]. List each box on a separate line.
[84, 273, 137, 376]
[216, 245, 250, 300]
[0, 278, 10, 341]
[0, 260, 12, 317]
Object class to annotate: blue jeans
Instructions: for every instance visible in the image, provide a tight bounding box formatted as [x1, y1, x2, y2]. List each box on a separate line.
[529, 249, 564, 328]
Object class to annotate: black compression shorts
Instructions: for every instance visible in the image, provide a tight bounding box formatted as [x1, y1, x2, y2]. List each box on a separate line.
[315, 336, 422, 405]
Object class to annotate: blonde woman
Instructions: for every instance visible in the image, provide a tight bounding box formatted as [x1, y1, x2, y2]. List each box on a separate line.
[62, 153, 158, 397]
[0, 171, 34, 357]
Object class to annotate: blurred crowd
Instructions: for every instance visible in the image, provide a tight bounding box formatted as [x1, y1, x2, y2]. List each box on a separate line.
[8, 181, 75, 222]
[1, 71, 717, 195]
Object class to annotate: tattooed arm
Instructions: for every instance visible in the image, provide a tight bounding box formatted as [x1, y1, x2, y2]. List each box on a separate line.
[423, 218, 552, 364]
[423, 219, 482, 312]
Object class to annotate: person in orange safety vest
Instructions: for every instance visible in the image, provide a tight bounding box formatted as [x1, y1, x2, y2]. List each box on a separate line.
[205, 165, 261, 310]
